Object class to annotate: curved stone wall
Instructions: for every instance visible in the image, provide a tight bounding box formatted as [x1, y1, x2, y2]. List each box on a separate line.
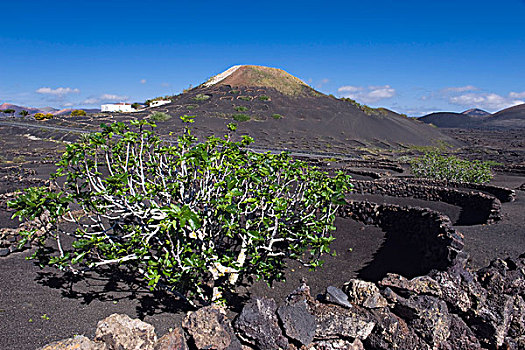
[339, 201, 464, 280]
[397, 177, 516, 202]
[351, 179, 502, 224]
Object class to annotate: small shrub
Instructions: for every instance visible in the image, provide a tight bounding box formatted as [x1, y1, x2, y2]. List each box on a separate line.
[229, 90, 240, 94]
[234, 106, 248, 112]
[149, 112, 172, 122]
[13, 155, 26, 163]
[238, 96, 252, 101]
[233, 113, 251, 122]
[193, 94, 211, 101]
[258, 95, 270, 101]
[9, 120, 352, 305]
[34, 113, 53, 120]
[271, 114, 283, 119]
[71, 110, 87, 117]
[410, 152, 496, 184]
[186, 105, 198, 110]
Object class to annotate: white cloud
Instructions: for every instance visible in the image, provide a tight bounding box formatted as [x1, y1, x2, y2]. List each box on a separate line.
[36, 87, 80, 96]
[82, 94, 129, 105]
[338, 85, 363, 93]
[442, 85, 477, 93]
[140, 79, 147, 84]
[161, 82, 171, 88]
[509, 91, 525, 99]
[62, 102, 74, 107]
[338, 85, 396, 103]
[449, 92, 524, 111]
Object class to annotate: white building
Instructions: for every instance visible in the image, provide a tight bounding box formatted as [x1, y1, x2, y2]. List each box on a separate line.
[101, 103, 134, 113]
[150, 100, 171, 107]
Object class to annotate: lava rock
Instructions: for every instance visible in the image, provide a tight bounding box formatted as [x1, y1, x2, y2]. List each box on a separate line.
[325, 285, 353, 308]
[277, 300, 316, 346]
[312, 302, 375, 340]
[182, 305, 241, 350]
[344, 279, 388, 309]
[438, 314, 481, 350]
[95, 313, 157, 350]
[234, 298, 288, 350]
[312, 338, 365, 350]
[393, 295, 451, 347]
[154, 327, 188, 350]
[38, 335, 107, 350]
[364, 308, 429, 350]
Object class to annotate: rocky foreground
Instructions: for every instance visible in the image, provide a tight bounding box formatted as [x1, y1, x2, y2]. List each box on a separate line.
[40, 252, 525, 350]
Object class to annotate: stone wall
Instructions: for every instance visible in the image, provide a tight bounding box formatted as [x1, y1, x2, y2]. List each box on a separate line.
[397, 177, 516, 202]
[351, 179, 502, 224]
[339, 201, 463, 279]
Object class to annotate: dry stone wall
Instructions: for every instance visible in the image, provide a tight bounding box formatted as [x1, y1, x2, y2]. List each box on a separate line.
[398, 177, 516, 202]
[351, 179, 502, 224]
[339, 201, 464, 279]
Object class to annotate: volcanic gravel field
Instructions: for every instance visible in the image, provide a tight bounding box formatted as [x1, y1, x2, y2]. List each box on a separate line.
[0, 119, 524, 349]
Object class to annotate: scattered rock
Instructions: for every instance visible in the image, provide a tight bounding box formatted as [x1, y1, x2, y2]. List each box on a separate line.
[38, 335, 107, 350]
[182, 305, 241, 350]
[324, 285, 353, 308]
[344, 279, 388, 309]
[234, 298, 288, 350]
[393, 295, 451, 346]
[312, 303, 375, 340]
[439, 314, 481, 350]
[277, 300, 316, 346]
[312, 338, 365, 350]
[95, 313, 157, 350]
[154, 327, 188, 350]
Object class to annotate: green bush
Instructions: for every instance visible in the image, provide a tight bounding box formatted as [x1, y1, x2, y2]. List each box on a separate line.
[238, 96, 252, 101]
[149, 112, 172, 122]
[9, 119, 352, 305]
[229, 90, 240, 95]
[271, 114, 283, 119]
[258, 95, 270, 101]
[233, 113, 251, 122]
[193, 94, 211, 101]
[34, 113, 53, 120]
[71, 109, 87, 117]
[234, 106, 248, 112]
[410, 152, 496, 184]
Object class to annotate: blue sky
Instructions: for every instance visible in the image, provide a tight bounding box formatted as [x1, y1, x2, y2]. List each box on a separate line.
[1, 0, 524, 115]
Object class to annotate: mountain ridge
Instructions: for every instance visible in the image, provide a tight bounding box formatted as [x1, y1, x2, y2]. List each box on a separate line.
[140, 65, 459, 149]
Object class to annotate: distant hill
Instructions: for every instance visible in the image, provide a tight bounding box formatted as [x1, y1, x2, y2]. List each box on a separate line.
[0, 103, 43, 115]
[418, 111, 487, 128]
[138, 65, 459, 149]
[462, 108, 490, 117]
[419, 104, 524, 129]
[485, 104, 525, 129]
[0, 103, 99, 116]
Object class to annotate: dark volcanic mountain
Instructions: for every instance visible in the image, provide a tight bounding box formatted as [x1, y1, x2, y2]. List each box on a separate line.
[418, 111, 486, 128]
[462, 108, 490, 117]
[486, 104, 525, 129]
[142, 65, 458, 150]
[419, 104, 525, 130]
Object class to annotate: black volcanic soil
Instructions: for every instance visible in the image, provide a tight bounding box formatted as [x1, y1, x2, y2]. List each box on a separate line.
[1, 115, 525, 349]
[137, 85, 460, 151]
